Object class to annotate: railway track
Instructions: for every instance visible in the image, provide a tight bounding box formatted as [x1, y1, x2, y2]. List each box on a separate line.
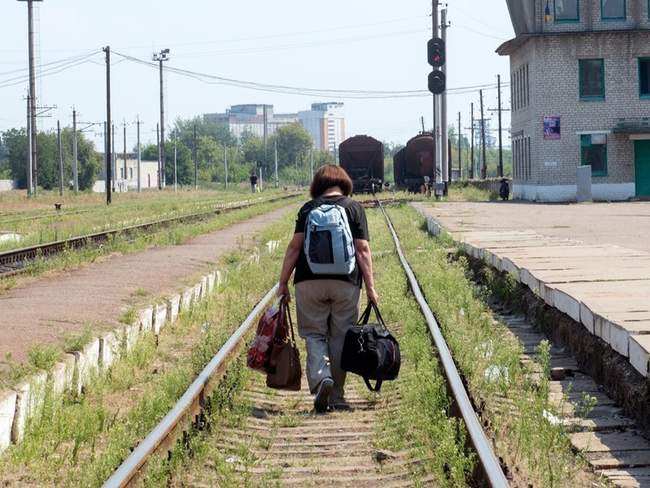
[102, 200, 508, 488]
[0, 194, 298, 278]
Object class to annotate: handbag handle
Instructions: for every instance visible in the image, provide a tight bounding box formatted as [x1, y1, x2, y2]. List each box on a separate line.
[357, 302, 386, 327]
[281, 297, 297, 344]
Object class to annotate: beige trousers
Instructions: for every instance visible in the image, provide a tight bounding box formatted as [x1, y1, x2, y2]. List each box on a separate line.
[295, 280, 361, 402]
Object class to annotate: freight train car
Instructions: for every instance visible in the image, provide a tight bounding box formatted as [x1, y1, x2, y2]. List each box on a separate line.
[339, 135, 384, 194]
[395, 133, 435, 192]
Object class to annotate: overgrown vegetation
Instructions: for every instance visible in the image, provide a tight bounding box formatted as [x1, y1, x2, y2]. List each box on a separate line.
[0, 212, 293, 486]
[388, 205, 602, 487]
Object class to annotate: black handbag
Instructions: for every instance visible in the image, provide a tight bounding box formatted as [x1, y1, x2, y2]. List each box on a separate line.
[341, 303, 401, 392]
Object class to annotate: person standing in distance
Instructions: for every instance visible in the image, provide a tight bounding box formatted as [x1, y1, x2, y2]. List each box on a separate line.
[250, 171, 259, 193]
[277, 165, 378, 413]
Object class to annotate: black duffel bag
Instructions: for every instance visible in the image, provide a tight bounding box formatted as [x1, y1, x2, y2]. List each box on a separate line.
[341, 303, 401, 392]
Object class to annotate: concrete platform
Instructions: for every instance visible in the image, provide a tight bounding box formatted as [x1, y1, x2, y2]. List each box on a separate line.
[415, 201, 650, 378]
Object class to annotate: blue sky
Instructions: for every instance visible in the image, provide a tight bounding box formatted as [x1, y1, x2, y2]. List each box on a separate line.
[0, 0, 514, 147]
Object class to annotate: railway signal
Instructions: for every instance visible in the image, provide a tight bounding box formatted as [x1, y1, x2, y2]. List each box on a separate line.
[428, 70, 446, 95]
[427, 38, 445, 68]
[427, 36, 446, 95]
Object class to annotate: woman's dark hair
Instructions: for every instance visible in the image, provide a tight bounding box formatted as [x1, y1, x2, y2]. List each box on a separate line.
[310, 165, 353, 199]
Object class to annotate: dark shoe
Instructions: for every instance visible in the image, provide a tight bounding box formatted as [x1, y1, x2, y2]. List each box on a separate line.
[329, 401, 353, 412]
[314, 378, 334, 413]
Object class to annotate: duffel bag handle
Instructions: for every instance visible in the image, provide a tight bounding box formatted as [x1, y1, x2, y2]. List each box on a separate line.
[357, 302, 386, 327]
[363, 377, 383, 392]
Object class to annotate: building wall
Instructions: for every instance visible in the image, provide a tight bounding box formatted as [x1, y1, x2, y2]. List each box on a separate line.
[0, 180, 16, 192]
[96, 159, 159, 192]
[509, 29, 650, 200]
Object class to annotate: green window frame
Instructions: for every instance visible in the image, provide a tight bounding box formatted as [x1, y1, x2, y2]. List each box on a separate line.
[581, 134, 608, 176]
[640, 58, 650, 99]
[579, 59, 606, 100]
[555, 0, 580, 22]
[601, 0, 626, 20]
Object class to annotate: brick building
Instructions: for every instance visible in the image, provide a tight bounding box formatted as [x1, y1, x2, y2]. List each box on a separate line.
[498, 0, 650, 201]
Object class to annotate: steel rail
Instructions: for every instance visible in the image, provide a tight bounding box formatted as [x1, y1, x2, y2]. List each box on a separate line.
[103, 285, 279, 488]
[377, 201, 509, 488]
[0, 194, 298, 277]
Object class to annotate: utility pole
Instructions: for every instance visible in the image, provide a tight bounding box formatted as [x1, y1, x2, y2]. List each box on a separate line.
[193, 123, 197, 190]
[102, 46, 112, 205]
[263, 105, 268, 174]
[432, 0, 440, 185]
[497, 74, 504, 177]
[224, 146, 228, 189]
[136, 116, 141, 192]
[19, 0, 41, 193]
[274, 140, 279, 188]
[123, 121, 127, 187]
[457, 112, 462, 180]
[480, 89, 487, 179]
[153, 49, 170, 188]
[26, 95, 33, 195]
[470, 103, 475, 179]
[441, 8, 449, 184]
[156, 123, 161, 189]
[173, 136, 177, 192]
[72, 108, 79, 192]
[57, 120, 63, 197]
[420, 116, 425, 133]
[448, 138, 452, 183]
[111, 123, 116, 192]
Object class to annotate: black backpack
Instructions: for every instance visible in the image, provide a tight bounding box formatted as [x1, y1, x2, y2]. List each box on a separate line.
[341, 303, 401, 392]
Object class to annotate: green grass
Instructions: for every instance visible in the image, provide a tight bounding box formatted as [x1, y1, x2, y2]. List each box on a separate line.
[0, 188, 289, 253]
[0, 212, 294, 487]
[387, 205, 601, 487]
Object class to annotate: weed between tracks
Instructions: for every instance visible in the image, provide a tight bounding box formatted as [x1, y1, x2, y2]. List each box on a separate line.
[388, 205, 601, 488]
[0, 212, 295, 486]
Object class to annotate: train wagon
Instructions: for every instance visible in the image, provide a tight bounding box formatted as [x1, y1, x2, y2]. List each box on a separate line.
[398, 132, 435, 192]
[339, 135, 384, 194]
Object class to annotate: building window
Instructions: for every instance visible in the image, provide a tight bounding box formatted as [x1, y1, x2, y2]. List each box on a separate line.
[581, 134, 608, 176]
[601, 0, 625, 19]
[640, 58, 650, 98]
[579, 59, 605, 100]
[555, 0, 580, 21]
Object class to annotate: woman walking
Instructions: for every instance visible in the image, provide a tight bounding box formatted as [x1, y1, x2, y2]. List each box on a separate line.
[277, 165, 378, 413]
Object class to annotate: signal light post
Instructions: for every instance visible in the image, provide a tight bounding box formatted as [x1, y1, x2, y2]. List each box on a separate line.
[428, 0, 446, 196]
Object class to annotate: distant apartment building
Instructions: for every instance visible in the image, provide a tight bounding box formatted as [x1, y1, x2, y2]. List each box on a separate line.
[95, 155, 159, 192]
[297, 102, 346, 153]
[204, 102, 346, 153]
[204, 104, 298, 140]
[499, 0, 650, 201]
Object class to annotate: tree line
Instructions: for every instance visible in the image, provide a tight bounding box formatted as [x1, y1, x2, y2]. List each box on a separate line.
[0, 118, 335, 191]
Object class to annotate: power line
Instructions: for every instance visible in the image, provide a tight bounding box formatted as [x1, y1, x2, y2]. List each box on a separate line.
[112, 51, 508, 99]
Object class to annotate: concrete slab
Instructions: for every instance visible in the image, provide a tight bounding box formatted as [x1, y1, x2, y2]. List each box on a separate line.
[123, 323, 139, 352]
[200, 276, 208, 299]
[51, 354, 75, 397]
[180, 286, 194, 312]
[153, 303, 167, 335]
[138, 306, 154, 333]
[11, 371, 47, 443]
[206, 272, 216, 294]
[74, 338, 100, 392]
[99, 332, 120, 370]
[630, 336, 650, 376]
[166, 294, 180, 324]
[0, 390, 17, 451]
[193, 283, 202, 304]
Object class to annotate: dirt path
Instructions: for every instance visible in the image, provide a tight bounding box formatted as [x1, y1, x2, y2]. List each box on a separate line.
[0, 205, 293, 367]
